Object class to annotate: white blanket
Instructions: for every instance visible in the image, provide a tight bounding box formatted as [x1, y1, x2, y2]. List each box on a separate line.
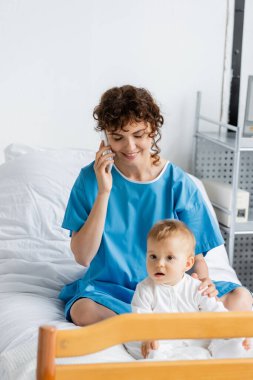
[125, 338, 253, 362]
[0, 292, 134, 380]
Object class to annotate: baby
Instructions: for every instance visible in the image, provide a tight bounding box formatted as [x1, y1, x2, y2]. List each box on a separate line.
[125, 219, 250, 360]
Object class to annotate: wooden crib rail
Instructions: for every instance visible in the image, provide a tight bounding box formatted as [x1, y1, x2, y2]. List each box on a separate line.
[37, 311, 253, 380]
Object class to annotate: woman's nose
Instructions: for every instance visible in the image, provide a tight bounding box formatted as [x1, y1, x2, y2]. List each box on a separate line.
[125, 138, 136, 151]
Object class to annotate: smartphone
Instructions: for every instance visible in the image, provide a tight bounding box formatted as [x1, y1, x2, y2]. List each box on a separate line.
[100, 130, 113, 172]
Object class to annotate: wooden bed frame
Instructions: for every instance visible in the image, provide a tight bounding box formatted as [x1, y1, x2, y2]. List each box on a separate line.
[37, 311, 253, 380]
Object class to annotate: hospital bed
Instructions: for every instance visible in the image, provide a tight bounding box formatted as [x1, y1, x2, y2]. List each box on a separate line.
[0, 143, 252, 380]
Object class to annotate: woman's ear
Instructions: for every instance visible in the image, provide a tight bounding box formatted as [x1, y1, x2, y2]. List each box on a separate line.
[185, 256, 195, 271]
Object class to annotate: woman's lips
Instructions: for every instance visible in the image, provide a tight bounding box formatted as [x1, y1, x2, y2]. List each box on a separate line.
[122, 152, 138, 160]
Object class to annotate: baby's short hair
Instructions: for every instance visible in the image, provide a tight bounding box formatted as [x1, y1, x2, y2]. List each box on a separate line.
[148, 219, 196, 255]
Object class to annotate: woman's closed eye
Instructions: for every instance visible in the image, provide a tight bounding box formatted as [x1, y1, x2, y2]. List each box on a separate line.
[111, 133, 145, 141]
[111, 136, 122, 141]
[133, 132, 145, 138]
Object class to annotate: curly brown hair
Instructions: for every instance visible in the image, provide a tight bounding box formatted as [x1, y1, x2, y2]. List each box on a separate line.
[93, 85, 164, 165]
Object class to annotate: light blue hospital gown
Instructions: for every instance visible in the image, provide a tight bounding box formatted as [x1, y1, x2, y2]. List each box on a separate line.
[59, 161, 240, 321]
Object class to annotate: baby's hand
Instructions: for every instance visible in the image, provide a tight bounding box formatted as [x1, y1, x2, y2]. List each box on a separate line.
[141, 340, 159, 359]
[242, 338, 252, 351]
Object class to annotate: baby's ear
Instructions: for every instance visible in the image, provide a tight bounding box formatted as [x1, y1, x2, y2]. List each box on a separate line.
[186, 256, 195, 271]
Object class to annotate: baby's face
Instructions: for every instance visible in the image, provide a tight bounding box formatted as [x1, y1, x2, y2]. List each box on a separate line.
[146, 236, 194, 286]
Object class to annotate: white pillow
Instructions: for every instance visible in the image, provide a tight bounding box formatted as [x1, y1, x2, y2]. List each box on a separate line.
[4, 143, 44, 162]
[0, 146, 95, 295]
[4, 143, 92, 163]
[0, 146, 95, 252]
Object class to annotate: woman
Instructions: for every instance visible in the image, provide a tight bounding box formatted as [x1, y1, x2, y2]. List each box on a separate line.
[59, 85, 252, 328]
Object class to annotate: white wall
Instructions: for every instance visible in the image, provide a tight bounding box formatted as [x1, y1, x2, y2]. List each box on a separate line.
[0, 0, 233, 170]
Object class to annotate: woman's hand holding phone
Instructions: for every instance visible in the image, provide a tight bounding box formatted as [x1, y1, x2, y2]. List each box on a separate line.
[100, 130, 113, 173]
[94, 135, 115, 195]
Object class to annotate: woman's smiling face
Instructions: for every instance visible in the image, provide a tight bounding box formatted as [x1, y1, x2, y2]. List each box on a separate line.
[107, 121, 153, 167]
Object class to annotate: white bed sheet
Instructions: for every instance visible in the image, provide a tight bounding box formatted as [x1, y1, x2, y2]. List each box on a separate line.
[0, 292, 134, 380]
[0, 144, 243, 380]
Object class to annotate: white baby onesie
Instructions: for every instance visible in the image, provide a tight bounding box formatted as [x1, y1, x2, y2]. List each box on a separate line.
[125, 274, 247, 360]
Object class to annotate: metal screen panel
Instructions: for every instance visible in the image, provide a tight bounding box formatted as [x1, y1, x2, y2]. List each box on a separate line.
[194, 138, 253, 291]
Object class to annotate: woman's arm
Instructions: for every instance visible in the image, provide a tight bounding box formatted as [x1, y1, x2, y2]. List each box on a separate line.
[71, 141, 115, 267]
[71, 192, 110, 266]
[192, 254, 218, 298]
[192, 254, 209, 279]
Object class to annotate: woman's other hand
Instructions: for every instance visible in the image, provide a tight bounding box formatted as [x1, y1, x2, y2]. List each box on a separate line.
[192, 273, 218, 298]
[94, 141, 115, 194]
